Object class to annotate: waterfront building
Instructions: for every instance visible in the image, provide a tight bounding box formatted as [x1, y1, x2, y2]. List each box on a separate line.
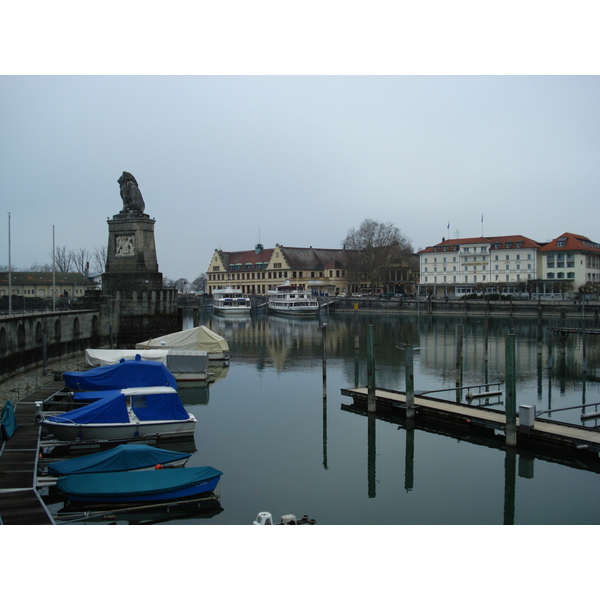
[207, 244, 350, 296]
[418, 235, 542, 297]
[538, 232, 600, 294]
[0, 271, 88, 300]
[207, 243, 419, 297]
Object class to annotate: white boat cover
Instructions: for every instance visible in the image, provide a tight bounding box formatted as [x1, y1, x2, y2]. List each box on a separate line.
[85, 349, 170, 367]
[135, 326, 229, 354]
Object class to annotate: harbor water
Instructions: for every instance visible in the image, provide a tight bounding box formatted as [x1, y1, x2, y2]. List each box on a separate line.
[49, 309, 600, 525]
[175, 309, 600, 525]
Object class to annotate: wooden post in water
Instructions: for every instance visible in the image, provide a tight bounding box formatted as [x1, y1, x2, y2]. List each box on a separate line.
[455, 324, 463, 399]
[321, 322, 327, 400]
[405, 344, 415, 419]
[505, 333, 517, 446]
[367, 324, 376, 412]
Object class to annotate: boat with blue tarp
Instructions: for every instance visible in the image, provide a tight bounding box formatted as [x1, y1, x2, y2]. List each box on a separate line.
[46, 444, 192, 476]
[40, 386, 196, 442]
[63, 356, 177, 391]
[56, 466, 223, 503]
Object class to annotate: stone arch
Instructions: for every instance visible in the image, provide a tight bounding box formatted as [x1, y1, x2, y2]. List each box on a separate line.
[0, 327, 6, 354]
[54, 319, 62, 342]
[91, 315, 99, 337]
[35, 321, 44, 344]
[73, 317, 81, 338]
[17, 323, 26, 350]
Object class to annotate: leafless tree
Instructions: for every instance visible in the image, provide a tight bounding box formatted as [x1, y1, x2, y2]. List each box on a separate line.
[189, 274, 207, 293]
[92, 246, 107, 273]
[342, 219, 413, 294]
[51, 246, 74, 272]
[174, 278, 189, 293]
[71, 248, 92, 275]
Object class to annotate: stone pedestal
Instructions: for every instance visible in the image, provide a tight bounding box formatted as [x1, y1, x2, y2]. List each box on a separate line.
[103, 212, 163, 294]
[100, 174, 180, 346]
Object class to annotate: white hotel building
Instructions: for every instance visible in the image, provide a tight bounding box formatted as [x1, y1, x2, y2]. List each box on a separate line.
[418, 232, 600, 298]
[419, 235, 542, 297]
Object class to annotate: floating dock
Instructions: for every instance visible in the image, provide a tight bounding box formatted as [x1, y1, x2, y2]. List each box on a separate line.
[0, 381, 64, 524]
[341, 387, 600, 470]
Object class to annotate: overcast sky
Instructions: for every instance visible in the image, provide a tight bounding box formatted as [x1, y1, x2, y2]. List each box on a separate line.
[1, 8, 599, 283]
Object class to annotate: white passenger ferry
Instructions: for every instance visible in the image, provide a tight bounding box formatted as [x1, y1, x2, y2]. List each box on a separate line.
[267, 281, 319, 316]
[212, 287, 252, 315]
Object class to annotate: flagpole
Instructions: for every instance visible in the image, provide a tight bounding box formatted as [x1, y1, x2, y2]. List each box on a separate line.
[8, 213, 11, 314]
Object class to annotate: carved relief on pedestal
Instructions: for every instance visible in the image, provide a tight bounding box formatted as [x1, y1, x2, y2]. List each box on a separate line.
[115, 235, 135, 256]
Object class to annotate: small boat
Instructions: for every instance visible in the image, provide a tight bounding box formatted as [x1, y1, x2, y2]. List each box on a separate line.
[253, 511, 316, 525]
[46, 444, 192, 477]
[83, 349, 211, 384]
[136, 326, 230, 366]
[267, 281, 319, 316]
[56, 466, 223, 504]
[63, 356, 177, 391]
[212, 287, 252, 315]
[40, 386, 196, 442]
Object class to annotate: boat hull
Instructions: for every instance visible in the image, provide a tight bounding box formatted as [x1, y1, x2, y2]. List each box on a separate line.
[57, 467, 222, 504]
[43, 417, 196, 442]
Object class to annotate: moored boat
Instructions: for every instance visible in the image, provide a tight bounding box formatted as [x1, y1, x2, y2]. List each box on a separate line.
[40, 386, 196, 442]
[63, 356, 177, 391]
[212, 287, 252, 315]
[56, 466, 223, 504]
[46, 444, 192, 477]
[267, 281, 319, 316]
[83, 349, 210, 384]
[136, 326, 230, 366]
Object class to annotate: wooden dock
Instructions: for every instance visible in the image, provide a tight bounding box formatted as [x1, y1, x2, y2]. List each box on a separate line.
[0, 381, 64, 525]
[341, 387, 600, 469]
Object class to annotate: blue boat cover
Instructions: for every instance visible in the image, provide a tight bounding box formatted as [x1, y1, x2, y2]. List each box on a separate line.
[56, 466, 223, 497]
[1, 400, 18, 440]
[48, 444, 192, 476]
[63, 358, 177, 391]
[46, 390, 190, 424]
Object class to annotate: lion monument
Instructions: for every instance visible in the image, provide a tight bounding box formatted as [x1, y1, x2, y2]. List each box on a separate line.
[118, 171, 146, 214]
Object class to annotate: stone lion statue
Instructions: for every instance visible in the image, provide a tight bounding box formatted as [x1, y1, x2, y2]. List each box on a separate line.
[118, 171, 146, 213]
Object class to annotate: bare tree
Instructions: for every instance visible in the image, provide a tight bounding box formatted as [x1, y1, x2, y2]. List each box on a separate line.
[174, 278, 189, 293]
[51, 246, 74, 272]
[189, 274, 207, 293]
[92, 246, 107, 273]
[71, 248, 91, 275]
[28, 262, 53, 272]
[342, 219, 413, 294]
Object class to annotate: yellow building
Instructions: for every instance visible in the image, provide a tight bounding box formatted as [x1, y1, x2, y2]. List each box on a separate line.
[207, 244, 349, 296]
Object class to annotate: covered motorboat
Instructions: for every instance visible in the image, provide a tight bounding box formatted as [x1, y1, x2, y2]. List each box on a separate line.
[40, 386, 196, 442]
[47, 444, 192, 476]
[136, 326, 230, 365]
[84, 349, 210, 384]
[63, 356, 177, 391]
[56, 466, 223, 504]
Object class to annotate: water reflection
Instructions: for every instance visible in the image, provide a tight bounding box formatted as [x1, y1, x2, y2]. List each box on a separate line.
[181, 310, 600, 524]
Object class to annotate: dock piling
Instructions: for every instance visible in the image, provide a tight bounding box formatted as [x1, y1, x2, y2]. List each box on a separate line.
[505, 333, 517, 446]
[367, 325, 376, 412]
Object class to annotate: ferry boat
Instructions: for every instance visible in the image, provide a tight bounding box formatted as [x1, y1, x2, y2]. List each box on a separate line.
[267, 281, 319, 316]
[212, 287, 252, 315]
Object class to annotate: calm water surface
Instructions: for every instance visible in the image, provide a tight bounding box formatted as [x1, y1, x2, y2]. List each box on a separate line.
[176, 311, 600, 525]
[50, 310, 600, 525]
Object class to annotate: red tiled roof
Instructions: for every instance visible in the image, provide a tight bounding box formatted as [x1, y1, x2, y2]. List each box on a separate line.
[419, 235, 541, 253]
[218, 248, 274, 269]
[538, 232, 600, 253]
